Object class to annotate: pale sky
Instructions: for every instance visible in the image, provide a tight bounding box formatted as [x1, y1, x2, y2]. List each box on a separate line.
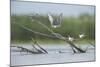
[11, 0, 95, 16]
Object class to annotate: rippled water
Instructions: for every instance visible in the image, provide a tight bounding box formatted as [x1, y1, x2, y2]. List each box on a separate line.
[11, 44, 95, 66]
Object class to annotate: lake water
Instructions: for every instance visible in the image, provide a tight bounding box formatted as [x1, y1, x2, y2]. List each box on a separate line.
[11, 44, 95, 66]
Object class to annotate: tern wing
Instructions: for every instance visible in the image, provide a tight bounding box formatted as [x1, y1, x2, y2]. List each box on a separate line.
[59, 13, 63, 24]
[48, 14, 53, 24]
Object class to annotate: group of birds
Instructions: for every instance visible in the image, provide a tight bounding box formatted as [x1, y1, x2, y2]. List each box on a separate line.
[68, 34, 86, 41]
[47, 13, 86, 41]
[30, 13, 86, 41]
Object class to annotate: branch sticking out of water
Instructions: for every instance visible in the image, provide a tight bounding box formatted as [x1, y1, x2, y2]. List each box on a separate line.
[13, 21, 89, 54]
[31, 38, 48, 54]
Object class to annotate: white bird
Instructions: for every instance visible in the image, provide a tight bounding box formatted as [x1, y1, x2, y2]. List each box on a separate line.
[68, 35, 74, 41]
[48, 13, 63, 28]
[79, 34, 85, 39]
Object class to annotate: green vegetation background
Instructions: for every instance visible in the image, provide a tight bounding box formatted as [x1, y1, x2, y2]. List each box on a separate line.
[11, 13, 95, 43]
